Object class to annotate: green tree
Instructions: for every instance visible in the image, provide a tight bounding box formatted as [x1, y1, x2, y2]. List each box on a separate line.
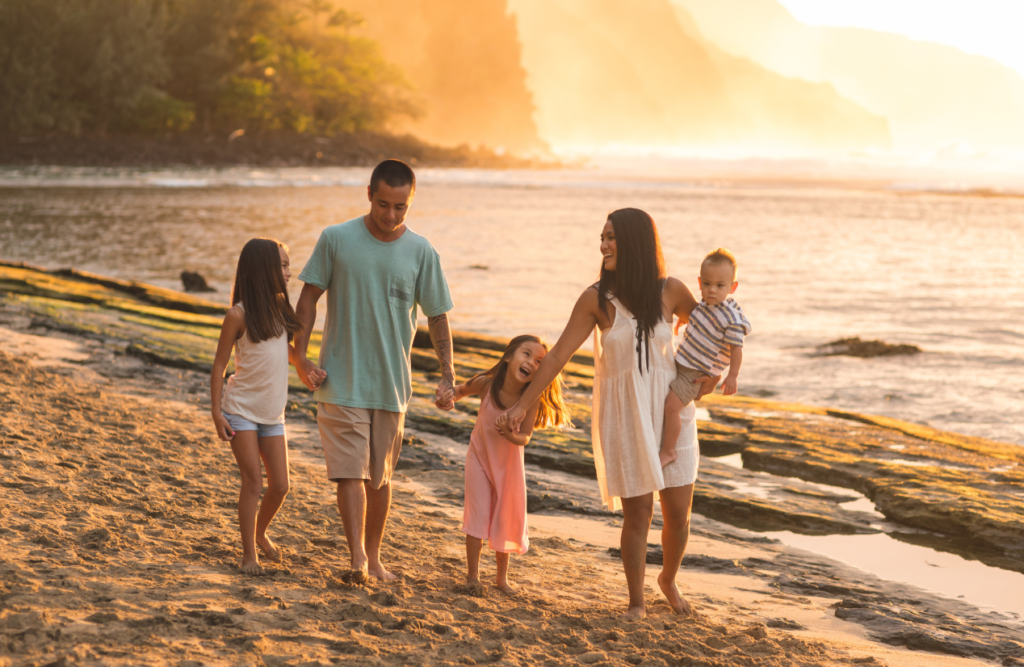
[0, 0, 415, 137]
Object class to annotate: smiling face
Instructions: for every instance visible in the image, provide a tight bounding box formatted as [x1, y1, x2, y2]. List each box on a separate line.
[506, 341, 547, 385]
[698, 260, 738, 306]
[279, 245, 291, 285]
[600, 218, 617, 271]
[366, 181, 414, 241]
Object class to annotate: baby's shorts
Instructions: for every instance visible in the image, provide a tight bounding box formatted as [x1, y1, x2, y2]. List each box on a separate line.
[668, 363, 710, 406]
[223, 412, 286, 438]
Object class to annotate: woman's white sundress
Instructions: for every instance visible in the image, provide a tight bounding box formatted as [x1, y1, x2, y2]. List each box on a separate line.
[592, 296, 700, 511]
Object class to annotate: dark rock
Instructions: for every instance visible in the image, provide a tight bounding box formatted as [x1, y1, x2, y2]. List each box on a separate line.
[395, 437, 458, 472]
[767, 618, 805, 630]
[180, 271, 215, 293]
[527, 492, 578, 513]
[816, 337, 922, 358]
[833, 604, 1024, 661]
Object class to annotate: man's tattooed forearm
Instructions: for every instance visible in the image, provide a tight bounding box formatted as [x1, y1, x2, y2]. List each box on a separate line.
[427, 313, 455, 380]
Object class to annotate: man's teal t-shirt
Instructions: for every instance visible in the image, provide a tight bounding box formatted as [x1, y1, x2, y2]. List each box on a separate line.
[298, 217, 453, 412]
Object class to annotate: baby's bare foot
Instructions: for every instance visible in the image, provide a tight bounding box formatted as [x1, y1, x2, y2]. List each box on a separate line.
[659, 449, 678, 468]
[239, 557, 263, 576]
[256, 535, 281, 563]
[658, 572, 693, 615]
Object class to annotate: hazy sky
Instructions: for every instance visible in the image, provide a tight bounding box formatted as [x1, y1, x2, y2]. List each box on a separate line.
[778, 0, 1024, 77]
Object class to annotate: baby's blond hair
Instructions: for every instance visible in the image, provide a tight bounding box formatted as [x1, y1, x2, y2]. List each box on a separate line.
[702, 248, 738, 280]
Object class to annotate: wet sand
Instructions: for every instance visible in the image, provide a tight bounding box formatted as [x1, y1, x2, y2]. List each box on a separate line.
[0, 320, 1008, 667]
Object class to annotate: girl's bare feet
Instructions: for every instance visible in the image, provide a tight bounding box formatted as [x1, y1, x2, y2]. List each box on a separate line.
[466, 575, 482, 587]
[496, 579, 516, 595]
[659, 449, 677, 468]
[657, 571, 693, 615]
[619, 605, 646, 621]
[239, 557, 263, 576]
[256, 534, 281, 563]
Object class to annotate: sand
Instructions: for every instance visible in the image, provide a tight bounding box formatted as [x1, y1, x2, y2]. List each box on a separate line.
[0, 325, 998, 667]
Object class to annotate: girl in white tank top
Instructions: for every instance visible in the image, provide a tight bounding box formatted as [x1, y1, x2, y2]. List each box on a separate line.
[210, 238, 326, 576]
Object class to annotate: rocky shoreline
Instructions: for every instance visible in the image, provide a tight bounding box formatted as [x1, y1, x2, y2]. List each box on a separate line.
[2, 259, 1023, 664]
[0, 131, 544, 169]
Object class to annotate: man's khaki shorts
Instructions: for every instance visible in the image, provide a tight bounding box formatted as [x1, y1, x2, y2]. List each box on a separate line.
[317, 403, 405, 489]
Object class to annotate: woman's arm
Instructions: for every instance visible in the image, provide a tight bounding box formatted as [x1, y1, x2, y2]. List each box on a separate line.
[506, 287, 601, 432]
[496, 399, 541, 446]
[664, 276, 699, 324]
[664, 277, 720, 398]
[210, 307, 244, 441]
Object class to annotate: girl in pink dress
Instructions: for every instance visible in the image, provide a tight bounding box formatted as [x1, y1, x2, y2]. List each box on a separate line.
[450, 335, 573, 593]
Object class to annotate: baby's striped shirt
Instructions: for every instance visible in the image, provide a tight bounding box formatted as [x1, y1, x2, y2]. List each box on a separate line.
[675, 298, 751, 375]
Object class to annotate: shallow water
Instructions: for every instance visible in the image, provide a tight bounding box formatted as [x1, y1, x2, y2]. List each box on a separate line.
[2, 165, 1023, 444]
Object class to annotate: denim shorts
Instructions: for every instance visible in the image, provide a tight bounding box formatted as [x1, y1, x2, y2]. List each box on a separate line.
[223, 412, 285, 438]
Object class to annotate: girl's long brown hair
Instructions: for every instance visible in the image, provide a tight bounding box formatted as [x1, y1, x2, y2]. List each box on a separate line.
[474, 335, 573, 430]
[597, 208, 667, 374]
[231, 238, 303, 343]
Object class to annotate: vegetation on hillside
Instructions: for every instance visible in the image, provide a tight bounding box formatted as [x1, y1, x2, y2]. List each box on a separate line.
[0, 0, 416, 136]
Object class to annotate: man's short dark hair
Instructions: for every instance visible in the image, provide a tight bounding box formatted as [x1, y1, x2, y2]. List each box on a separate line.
[369, 159, 416, 195]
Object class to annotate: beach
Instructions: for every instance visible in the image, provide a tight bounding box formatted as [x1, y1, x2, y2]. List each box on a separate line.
[2, 266, 1023, 666]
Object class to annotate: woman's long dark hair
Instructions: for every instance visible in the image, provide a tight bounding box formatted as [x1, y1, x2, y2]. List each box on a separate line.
[597, 208, 667, 373]
[231, 238, 303, 343]
[472, 335, 573, 429]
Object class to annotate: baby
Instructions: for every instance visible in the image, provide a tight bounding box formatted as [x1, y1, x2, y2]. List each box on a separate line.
[660, 248, 751, 467]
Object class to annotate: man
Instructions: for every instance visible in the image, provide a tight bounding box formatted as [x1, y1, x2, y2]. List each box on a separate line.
[294, 159, 455, 582]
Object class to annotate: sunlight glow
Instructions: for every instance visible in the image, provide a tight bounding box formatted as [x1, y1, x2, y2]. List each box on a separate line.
[777, 0, 1024, 77]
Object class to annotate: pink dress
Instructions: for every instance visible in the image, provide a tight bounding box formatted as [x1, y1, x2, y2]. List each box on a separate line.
[462, 393, 529, 554]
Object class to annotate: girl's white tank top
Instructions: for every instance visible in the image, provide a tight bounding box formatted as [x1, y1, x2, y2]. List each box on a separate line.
[221, 302, 289, 425]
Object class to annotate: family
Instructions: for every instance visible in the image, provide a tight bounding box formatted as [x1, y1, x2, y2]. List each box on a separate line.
[209, 159, 751, 621]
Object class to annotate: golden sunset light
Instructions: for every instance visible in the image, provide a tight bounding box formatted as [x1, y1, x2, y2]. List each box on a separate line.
[2, 2, 1024, 666]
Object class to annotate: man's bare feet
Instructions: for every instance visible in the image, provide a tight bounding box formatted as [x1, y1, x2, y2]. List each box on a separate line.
[619, 605, 646, 621]
[657, 571, 693, 615]
[256, 535, 281, 563]
[369, 564, 398, 581]
[496, 579, 516, 595]
[659, 448, 677, 468]
[239, 557, 263, 576]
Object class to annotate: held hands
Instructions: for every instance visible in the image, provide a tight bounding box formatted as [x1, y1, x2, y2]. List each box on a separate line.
[495, 412, 512, 440]
[213, 413, 235, 441]
[298, 358, 327, 391]
[434, 376, 455, 411]
[504, 404, 527, 435]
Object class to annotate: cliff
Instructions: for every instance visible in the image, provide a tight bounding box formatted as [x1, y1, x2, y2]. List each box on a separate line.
[675, 0, 1024, 153]
[341, 0, 546, 154]
[508, 0, 891, 152]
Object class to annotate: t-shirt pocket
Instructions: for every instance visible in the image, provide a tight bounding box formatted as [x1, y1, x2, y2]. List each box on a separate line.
[388, 277, 415, 310]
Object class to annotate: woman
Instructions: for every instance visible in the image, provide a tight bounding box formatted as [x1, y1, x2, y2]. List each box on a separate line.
[506, 208, 717, 620]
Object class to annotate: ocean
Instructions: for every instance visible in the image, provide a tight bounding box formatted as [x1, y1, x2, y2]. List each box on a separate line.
[2, 164, 1022, 445]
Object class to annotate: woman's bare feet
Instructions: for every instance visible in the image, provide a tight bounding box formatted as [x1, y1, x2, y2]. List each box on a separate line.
[657, 571, 693, 615]
[255, 534, 281, 563]
[239, 556, 263, 576]
[659, 448, 677, 468]
[619, 605, 646, 621]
